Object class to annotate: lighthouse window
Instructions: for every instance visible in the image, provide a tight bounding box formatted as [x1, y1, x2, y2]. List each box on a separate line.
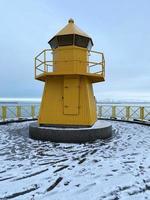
[75, 35, 89, 48]
[57, 34, 73, 46]
[87, 40, 93, 50]
[49, 36, 58, 49]
[49, 34, 93, 49]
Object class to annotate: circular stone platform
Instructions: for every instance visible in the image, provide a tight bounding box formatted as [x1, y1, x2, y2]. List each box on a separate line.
[29, 120, 112, 143]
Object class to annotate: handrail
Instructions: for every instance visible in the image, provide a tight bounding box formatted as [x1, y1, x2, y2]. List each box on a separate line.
[0, 105, 40, 122]
[0, 104, 150, 124]
[35, 49, 52, 59]
[34, 49, 105, 78]
[97, 104, 150, 123]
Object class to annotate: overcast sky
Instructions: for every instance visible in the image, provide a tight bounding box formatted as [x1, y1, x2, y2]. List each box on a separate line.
[0, 0, 150, 101]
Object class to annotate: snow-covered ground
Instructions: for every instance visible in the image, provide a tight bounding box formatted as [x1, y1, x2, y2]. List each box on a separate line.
[0, 121, 150, 200]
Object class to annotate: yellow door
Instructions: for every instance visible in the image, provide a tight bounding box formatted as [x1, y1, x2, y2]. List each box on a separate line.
[63, 77, 79, 115]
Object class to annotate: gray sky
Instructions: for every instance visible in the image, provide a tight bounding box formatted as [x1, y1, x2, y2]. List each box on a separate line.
[0, 0, 150, 101]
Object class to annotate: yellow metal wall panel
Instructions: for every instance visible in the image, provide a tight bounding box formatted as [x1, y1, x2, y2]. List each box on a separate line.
[53, 47, 74, 73]
[73, 47, 87, 73]
[38, 77, 64, 124]
[63, 77, 79, 115]
[53, 46, 87, 74]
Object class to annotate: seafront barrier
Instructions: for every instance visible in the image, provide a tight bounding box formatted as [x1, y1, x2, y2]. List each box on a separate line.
[0, 104, 150, 124]
[0, 104, 40, 122]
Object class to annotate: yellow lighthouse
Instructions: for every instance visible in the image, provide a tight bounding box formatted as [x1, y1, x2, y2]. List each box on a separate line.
[35, 19, 105, 127]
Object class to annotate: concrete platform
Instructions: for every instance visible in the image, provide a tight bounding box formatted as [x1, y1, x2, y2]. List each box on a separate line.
[29, 120, 112, 143]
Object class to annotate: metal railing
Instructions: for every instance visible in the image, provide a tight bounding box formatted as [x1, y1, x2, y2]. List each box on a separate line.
[0, 105, 40, 122]
[35, 49, 53, 77]
[0, 104, 150, 124]
[97, 105, 150, 122]
[88, 50, 105, 77]
[34, 49, 105, 78]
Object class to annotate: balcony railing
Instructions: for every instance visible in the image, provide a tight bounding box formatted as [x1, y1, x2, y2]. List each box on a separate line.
[34, 49, 105, 78]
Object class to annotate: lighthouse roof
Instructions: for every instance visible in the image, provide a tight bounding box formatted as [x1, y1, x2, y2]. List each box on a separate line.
[48, 19, 93, 50]
[55, 19, 91, 38]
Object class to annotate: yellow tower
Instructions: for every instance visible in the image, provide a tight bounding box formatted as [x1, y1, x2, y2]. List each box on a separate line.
[35, 19, 105, 127]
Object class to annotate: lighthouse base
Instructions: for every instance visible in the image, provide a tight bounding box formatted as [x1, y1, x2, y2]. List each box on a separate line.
[29, 120, 112, 143]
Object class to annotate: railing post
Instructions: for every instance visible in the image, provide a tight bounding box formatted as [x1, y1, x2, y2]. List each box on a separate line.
[44, 50, 46, 72]
[112, 106, 116, 119]
[140, 107, 144, 121]
[2, 106, 7, 121]
[34, 57, 36, 78]
[102, 53, 105, 77]
[126, 106, 130, 120]
[16, 106, 21, 119]
[98, 106, 102, 118]
[31, 105, 35, 118]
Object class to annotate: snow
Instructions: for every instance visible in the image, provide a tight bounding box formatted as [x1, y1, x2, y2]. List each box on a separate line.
[0, 121, 150, 199]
